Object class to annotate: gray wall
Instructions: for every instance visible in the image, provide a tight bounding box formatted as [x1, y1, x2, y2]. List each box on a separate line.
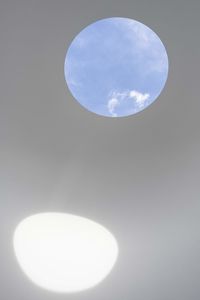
[0, 1, 200, 299]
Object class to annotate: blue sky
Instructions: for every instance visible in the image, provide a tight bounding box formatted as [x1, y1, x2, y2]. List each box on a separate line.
[65, 18, 168, 117]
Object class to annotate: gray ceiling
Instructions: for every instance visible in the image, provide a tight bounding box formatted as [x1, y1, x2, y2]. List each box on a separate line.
[0, 0, 200, 299]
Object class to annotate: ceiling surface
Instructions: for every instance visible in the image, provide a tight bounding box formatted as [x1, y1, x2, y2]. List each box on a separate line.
[0, 0, 200, 299]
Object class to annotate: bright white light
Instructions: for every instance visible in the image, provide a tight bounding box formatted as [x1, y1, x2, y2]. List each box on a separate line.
[13, 213, 118, 293]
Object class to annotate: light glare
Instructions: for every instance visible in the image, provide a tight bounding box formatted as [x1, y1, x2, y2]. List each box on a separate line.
[13, 213, 118, 293]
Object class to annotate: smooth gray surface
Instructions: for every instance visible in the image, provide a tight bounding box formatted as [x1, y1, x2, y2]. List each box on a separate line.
[0, 0, 200, 299]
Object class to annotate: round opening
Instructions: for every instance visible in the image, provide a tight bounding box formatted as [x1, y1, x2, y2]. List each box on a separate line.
[65, 17, 169, 117]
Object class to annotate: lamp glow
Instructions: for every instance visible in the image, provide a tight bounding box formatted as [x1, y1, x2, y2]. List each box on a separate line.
[13, 213, 118, 293]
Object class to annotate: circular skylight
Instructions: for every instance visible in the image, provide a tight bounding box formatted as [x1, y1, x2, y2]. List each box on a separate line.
[64, 17, 168, 117]
[13, 213, 118, 293]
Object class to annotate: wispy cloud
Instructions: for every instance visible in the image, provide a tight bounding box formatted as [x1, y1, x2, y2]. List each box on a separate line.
[129, 90, 150, 108]
[107, 98, 119, 117]
[113, 18, 155, 49]
[113, 18, 168, 74]
[107, 89, 150, 116]
[126, 20, 153, 49]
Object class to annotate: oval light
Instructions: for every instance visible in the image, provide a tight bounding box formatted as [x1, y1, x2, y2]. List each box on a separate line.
[13, 213, 118, 293]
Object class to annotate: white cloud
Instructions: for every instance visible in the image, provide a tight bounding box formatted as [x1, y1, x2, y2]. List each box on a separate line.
[107, 98, 119, 117]
[107, 89, 150, 116]
[129, 90, 150, 107]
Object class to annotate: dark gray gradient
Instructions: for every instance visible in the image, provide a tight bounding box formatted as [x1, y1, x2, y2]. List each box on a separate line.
[0, 0, 200, 300]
